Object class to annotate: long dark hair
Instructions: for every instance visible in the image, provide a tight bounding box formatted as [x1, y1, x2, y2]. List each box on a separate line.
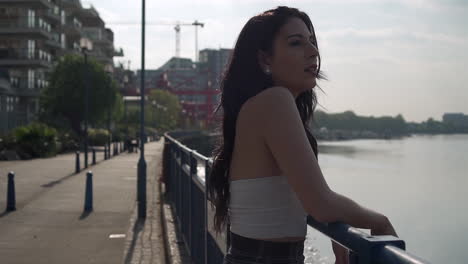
[207, 6, 325, 234]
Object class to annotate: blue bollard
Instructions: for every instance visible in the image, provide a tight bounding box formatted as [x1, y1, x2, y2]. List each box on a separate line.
[75, 151, 80, 173]
[84, 171, 93, 212]
[92, 148, 96, 165]
[6, 171, 16, 211]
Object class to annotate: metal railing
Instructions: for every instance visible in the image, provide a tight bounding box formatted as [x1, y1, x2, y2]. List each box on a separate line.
[162, 132, 431, 264]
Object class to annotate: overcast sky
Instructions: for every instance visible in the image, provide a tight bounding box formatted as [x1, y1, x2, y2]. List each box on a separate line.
[83, 0, 468, 122]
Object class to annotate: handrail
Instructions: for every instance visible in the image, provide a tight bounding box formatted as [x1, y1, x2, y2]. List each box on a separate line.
[162, 132, 431, 264]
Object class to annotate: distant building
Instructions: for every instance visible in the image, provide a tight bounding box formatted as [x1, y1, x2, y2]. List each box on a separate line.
[442, 113, 468, 127]
[198, 48, 231, 90]
[0, 0, 123, 133]
[80, 6, 123, 71]
[133, 49, 233, 128]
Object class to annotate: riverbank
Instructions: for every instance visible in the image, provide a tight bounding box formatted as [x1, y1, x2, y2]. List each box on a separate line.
[313, 128, 408, 141]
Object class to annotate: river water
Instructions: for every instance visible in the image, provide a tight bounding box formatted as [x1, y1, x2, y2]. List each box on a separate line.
[305, 134, 468, 264]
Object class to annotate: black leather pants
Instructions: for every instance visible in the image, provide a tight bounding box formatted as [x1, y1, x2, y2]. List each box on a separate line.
[223, 231, 305, 264]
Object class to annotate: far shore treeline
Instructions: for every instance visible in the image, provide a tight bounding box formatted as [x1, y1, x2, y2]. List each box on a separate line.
[312, 110, 468, 140]
[176, 110, 468, 157]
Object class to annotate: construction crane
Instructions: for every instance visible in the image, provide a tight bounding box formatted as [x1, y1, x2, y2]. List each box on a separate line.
[173, 20, 204, 61]
[108, 20, 205, 62]
[145, 20, 204, 62]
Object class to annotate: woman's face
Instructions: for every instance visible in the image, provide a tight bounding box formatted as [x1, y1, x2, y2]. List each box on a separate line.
[262, 17, 319, 97]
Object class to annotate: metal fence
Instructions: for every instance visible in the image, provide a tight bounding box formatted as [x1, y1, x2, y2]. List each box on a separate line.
[162, 133, 431, 264]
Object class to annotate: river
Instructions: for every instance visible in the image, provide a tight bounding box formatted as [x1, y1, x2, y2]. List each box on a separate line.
[305, 134, 468, 264]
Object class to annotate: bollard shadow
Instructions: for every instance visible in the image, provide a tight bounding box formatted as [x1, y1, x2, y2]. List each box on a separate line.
[79, 210, 92, 220]
[41, 172, 76, 188]
[123, 217, 146, 264]
[0, 210, 14, 218]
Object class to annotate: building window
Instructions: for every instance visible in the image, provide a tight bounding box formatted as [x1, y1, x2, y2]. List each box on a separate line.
[61, 10, 66, 25]
[6, 96, 12, 112]
[11, 77, 19, 88]
[28, 9, 35, 28]
[61, 33, 66, 48]
[28, 69, 35, 89]
[28, 40, 35, 59]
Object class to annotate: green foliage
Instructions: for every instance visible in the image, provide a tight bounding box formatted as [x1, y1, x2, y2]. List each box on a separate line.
[314, 110, 468, 137]
[0, 133, 15, 151]
[12, 122, 58, 158]
[88, 128, 110, 146]
[314, 110, 408, 135]
[40, 54, 120, 134]
[408, 118, 468, 134]
[147, 89, 182, 131]
[56, 129, 79, 153]
[145, 126, 159, 138]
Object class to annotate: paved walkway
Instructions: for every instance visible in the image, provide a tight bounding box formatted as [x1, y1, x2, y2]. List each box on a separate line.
[0, 140, 166, 264]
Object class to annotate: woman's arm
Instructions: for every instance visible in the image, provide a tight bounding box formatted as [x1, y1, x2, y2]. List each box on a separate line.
[255, 86, 391, 231]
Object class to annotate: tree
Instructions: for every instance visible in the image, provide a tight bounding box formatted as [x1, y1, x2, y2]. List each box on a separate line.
[40, 55, 119, 135]
[147, 89, 182, 131]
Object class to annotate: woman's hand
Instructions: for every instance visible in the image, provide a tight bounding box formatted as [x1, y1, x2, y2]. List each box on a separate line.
[371, 216, 398, 237]
[332, 240, 349, 264]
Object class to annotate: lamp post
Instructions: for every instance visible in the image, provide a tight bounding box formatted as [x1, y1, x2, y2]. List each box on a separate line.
[137, 0, 147, 219]
[80, 38, 93, 168]
[104, 69, 113, 157]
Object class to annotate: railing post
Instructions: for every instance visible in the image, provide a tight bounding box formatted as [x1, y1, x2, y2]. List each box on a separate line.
[204, 160, 210, 264]
[177, 146, 183, 234]
[175, 145, 181, 228]
[189, 151, 197, 259]
[92, 148, 96, 165]
[181, 149, 187, 241]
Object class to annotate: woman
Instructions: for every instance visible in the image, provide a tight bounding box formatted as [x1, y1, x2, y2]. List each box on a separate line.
[207, 6, 398, 264]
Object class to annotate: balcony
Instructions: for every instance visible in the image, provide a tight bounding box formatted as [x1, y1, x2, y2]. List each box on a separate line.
[60, 0, 82, 9]
[92, 51, 113, 66]
[82, 27, 112, 45]
[114, 48, 124, 57]
[9, 78, 43, 97]
[0, 48, 52, 68]
[0, 0, 53, 9]
[43, 6, 61, 23]
[45, 33, 63, 49]
[63, 17, 82, 37]
[0, 19, 52, 39]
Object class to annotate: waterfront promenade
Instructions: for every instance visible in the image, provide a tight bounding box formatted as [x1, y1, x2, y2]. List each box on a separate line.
[0, 140, 166, 264]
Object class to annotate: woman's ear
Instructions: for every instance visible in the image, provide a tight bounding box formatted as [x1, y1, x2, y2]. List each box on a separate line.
[257, 50, 272, 74]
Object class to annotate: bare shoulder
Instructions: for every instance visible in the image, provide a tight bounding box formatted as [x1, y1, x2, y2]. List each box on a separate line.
[241, 86, 295, 118]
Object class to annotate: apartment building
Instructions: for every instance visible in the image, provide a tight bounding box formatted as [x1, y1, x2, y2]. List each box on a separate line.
[0, 0, 121, 133]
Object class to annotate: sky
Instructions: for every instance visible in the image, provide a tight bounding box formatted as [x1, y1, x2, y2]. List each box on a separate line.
[83, 0, 468, 122]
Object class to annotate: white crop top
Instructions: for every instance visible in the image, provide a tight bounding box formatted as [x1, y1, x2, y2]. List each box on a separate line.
[229, 175, 307, 239]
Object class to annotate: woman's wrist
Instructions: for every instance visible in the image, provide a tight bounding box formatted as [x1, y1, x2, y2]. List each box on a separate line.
[370, 213, 388, 230]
